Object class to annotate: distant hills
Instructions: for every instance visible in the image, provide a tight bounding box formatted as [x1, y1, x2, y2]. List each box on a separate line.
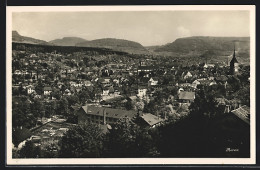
[155, 36, 250, 53]
[12, 31, 250, 58]
[12, 31, 51, 45]
[76, 38, 149, 54]
[49, 37, 87, 46]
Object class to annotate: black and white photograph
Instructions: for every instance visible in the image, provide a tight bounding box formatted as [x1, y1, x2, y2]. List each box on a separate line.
[6, 5, 256, 165]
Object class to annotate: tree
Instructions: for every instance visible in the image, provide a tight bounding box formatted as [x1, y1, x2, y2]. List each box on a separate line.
[59, 123, 104, 158]
[58, 98, 69, 116]
[125, 98, 133, 110]
[103, 119, 159, 157]
[12, 96, 34, 128]
[31, 99, 45, 120]
[66, 95, 79, 107]
[19, 141, 42, 158]
[189, 88, 219, 118]
[35, 79, 44, 95]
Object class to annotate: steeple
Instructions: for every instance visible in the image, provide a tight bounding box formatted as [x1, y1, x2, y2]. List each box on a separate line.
[231, 44, 238, 64]
[230, 44, 239, 74]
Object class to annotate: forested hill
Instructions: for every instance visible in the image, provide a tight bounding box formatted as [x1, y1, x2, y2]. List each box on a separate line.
[76, 38, 149, 54]
[155, 36, 250, 53]
[49, 37, 88, 46]
[12, 42, 129, 56]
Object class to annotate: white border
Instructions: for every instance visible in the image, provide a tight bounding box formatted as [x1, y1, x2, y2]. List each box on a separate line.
[6, 5, 256, 165]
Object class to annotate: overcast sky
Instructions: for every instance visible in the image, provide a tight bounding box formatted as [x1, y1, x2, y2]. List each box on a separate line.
[12, 11, 250, 46]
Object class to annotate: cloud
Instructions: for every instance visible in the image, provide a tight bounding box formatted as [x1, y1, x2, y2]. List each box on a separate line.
[176, 26, 191, 38]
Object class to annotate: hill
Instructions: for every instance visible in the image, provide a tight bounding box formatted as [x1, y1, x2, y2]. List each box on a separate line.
[76, 38, 149, 54]
[155, 36, 250, 53]
[49, 37, 87, 46]
[12, 31, 51, 45]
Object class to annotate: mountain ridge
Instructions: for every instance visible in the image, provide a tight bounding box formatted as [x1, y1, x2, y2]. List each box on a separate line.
[76, 38, 149, 54]
[49, 37, 88, 46]
[155, 36, 250, 53]
[12, 31, 250, 57]
[12, 31, 51, 45]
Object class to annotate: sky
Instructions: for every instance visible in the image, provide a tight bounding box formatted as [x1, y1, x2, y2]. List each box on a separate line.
[12, 11, 250, 46]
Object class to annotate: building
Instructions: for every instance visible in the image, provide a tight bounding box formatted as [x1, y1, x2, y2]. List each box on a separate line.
[231, 105, 250, 125]
[178, 91, 195, 103]
[148, 77, 159, 86]
[183, 71, 193, 79]
[102, 87, 110, 96]
[43, 86, 52, 95]
[137, 86, 147, 98]
[26, 85, 35, 94]
[139, 113, 164, 128]
[137, 66, 157, 74]
[230, 47, 239, 75]
[77, 105, 137, 125]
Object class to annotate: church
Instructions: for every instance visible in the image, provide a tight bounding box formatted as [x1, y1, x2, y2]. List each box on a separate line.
[230, 46, 239, 75]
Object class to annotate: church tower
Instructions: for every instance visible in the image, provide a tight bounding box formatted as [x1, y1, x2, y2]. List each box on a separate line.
[230, 45, 239, 75]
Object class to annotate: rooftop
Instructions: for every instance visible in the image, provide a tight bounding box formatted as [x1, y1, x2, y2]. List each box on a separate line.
[231, 105, 250, 125]
[141, 113, 163, 126]
[178, 91, 195, 100]
[43, 86, 52, 91]
[81, 105, 137, 119]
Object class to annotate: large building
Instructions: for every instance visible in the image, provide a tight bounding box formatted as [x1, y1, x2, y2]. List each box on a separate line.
[77, 105, 137, 125]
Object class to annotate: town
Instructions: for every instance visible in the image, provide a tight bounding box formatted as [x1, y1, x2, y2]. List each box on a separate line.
[12, 41, 250, 158]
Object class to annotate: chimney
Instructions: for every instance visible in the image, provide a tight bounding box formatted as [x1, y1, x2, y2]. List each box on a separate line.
[103, 108, 107, 125]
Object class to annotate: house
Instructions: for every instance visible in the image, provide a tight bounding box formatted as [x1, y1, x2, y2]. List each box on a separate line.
[192, 80, 200, 89]
[183, 71, 193, 79]
[148, 77, 159, 86]
[178, 91, 195, 103]
[83, 80, 93, 87]
[137, 86, 147, 98]
[231, 105, 250, 125]
[77, 105, 137, 125]
[69, 81, 77, 87]
[57, 82, 64, 89]
[64, 89, 72, 96]
[102, 87, 110, 96]
[139, 113, 164, 128]
[26, 85, 35, 95]
[113, 78, 120, 85]
[14, 70, 22, 75]
[43, 86, 52, 95]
